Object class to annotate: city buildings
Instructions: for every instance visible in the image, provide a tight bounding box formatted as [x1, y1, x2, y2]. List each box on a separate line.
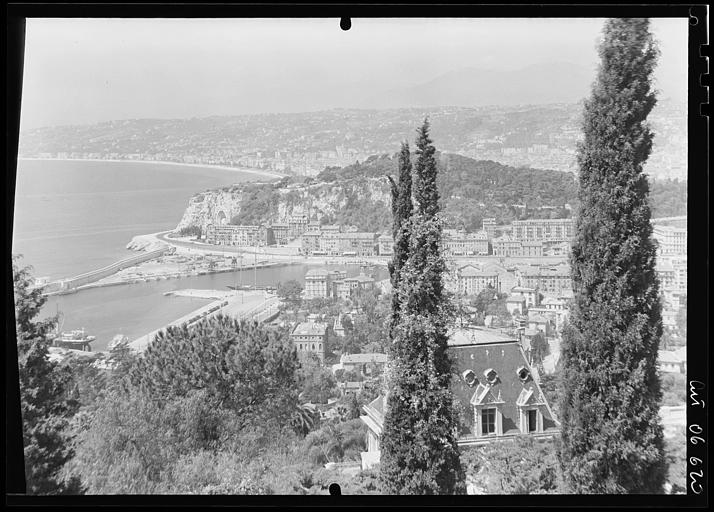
[377, 234, 394, 256]
[304, 268, 331, 299]
[444, 230, 490, 256]
[303, 268, 375, 300]
[205, 224, 268, 246]
[291, 321, 328, 364]
[270, 223, 290, 245]
[657, 347, 687, 374]
[510, 286, 540, 308]
[653, 225, 687, 256]
[519, 266, 572, 296]
[511, 218, 575, 242]
[455, 265, 500, 295]
[492, 236, 525, 257]
[506, 295, 527, 316]
[338, 353, 388, 376]
[301, 230, 322, 255]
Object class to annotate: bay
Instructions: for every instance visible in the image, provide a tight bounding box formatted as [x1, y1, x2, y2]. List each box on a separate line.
[12, 159, 268, 279]
[12, 158, 388, 353]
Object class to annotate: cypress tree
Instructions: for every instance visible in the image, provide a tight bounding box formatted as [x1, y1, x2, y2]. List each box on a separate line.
[380, 120, 465, 494]
[387, 142, 413, 336]
[558, 18, 666, 494]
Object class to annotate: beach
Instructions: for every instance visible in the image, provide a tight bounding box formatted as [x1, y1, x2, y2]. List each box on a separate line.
[18, 157, 286, 180]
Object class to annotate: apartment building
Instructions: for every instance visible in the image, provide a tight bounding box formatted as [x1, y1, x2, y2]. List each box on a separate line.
[511, 218, 575, 242]
[520, 266, 572, 296]
[456, 265, 500, 295]
[205, 224, 268, 247]
[653, 225, 687, 256]
[304, 268, 331, 299]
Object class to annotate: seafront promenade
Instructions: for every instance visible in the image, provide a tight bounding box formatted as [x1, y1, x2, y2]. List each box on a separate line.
[128, 290, 281, 353]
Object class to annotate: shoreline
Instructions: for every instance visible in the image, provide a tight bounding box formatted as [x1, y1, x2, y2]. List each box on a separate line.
[17, 156, 286, 180]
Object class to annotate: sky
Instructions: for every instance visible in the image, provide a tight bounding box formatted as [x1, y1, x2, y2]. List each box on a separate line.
[19, 18, 688, 130]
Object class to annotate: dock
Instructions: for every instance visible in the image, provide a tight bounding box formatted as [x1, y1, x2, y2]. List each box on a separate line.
[128, 290, 281, 353]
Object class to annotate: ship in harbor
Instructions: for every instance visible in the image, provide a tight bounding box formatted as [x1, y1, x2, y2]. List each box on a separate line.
[53, 328, 95, 351]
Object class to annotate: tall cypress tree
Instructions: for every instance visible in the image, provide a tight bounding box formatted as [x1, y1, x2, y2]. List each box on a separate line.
[387, 142, 413, 336]
[558, 18, 666, 494]
[380, 120, 465, 494]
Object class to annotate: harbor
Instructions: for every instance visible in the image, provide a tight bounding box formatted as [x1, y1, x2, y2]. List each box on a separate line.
[128, 289, 281, 352]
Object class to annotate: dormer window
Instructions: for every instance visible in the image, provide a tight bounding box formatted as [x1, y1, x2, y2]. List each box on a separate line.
[462, 369, 478, 387]
[484, 368, 498, 384]
[517, 366, 530, 382]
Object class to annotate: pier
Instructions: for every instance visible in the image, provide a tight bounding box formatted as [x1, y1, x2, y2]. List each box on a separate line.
[42, 246, 171, 295]
[128, 290, 281, 353]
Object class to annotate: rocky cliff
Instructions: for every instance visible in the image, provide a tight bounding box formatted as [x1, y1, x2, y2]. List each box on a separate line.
[175, 177, 392, 233]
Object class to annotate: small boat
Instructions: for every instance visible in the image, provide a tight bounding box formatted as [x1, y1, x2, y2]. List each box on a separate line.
[53, 328, 95, 352]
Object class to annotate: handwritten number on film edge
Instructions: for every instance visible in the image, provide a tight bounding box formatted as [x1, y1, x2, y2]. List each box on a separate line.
[688, 381, 705, 495]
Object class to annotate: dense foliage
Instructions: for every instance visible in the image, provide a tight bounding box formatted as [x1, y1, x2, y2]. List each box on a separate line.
[230, 183, 280, 225]
[219, 148, 684, 234]
[380, 121, 466, 494]
[558, 18, 666, 494]
[387, 142, 413, 338]
[464, 437, 563, 494]
[13, 256, 82, 495]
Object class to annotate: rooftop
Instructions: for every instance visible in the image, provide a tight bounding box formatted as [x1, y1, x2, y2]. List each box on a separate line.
[337, 232, 377, 240]
[528, 315, 549, 323]
[292, 321, 328, 336]
[459, 266, 497, 277]
[512, 286, 538, 293]
[305, 268, 330, 278]
[341, 353, 388, 364]
[448, 327, 518, 347]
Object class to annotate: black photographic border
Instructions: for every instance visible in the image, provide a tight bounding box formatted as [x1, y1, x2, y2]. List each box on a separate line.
[4, 1, 709, 508]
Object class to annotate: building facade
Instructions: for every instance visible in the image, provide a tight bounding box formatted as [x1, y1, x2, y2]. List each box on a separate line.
[205, 224, 268, 246]
[291, 321, 328, 364]
[456, 265, 500, 295]
[653, 225, 687, 256]
[511, 218, 575, 242]
[377, 234, 394, 256]
[520, 266, 572, 296]
[304, 268, 331, 299]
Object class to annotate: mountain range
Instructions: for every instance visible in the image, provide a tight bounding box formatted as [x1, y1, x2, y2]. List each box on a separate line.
[366, 62, 596, 109]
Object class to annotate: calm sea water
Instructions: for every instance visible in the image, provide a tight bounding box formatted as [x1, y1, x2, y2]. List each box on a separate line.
[43, 263, 387, 352]
[12, 159, 263, 279]
[12, 158, 387, 352]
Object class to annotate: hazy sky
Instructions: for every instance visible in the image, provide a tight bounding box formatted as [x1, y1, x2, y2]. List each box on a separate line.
[20, 18, 688, 130]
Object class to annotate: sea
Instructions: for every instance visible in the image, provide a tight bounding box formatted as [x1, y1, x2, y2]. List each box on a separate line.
[12, 159, 386, 351]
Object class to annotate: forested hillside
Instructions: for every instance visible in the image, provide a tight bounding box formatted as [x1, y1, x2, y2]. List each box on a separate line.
[181, 152, 686, 234]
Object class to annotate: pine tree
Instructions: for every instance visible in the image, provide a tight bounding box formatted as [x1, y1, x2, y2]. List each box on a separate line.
[558, 18, 666, 494]
[387, 142, 413, 336]
[13, 256, 80, 494]
[380, 120, 466, 494]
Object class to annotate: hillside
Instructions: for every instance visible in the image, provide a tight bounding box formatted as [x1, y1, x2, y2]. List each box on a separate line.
[177, 152, 686, 235]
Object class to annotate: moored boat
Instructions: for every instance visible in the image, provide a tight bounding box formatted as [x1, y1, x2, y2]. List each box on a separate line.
[53, 328, 95, 351]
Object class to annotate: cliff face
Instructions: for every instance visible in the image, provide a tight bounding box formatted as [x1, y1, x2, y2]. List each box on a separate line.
[175, 178, 392, 233]
[175, 189, 245, 232]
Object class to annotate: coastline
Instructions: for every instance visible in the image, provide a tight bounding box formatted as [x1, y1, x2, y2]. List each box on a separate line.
[17, 156, 286, 180]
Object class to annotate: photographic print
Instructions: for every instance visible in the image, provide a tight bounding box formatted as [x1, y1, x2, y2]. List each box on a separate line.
[8, 14, 698, 498]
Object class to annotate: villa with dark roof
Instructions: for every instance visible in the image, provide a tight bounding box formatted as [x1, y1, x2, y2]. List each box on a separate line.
[359, 327, 560, 470]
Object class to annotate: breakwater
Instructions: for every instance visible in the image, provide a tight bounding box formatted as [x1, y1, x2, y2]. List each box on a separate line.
[43, 246, 171, 294]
